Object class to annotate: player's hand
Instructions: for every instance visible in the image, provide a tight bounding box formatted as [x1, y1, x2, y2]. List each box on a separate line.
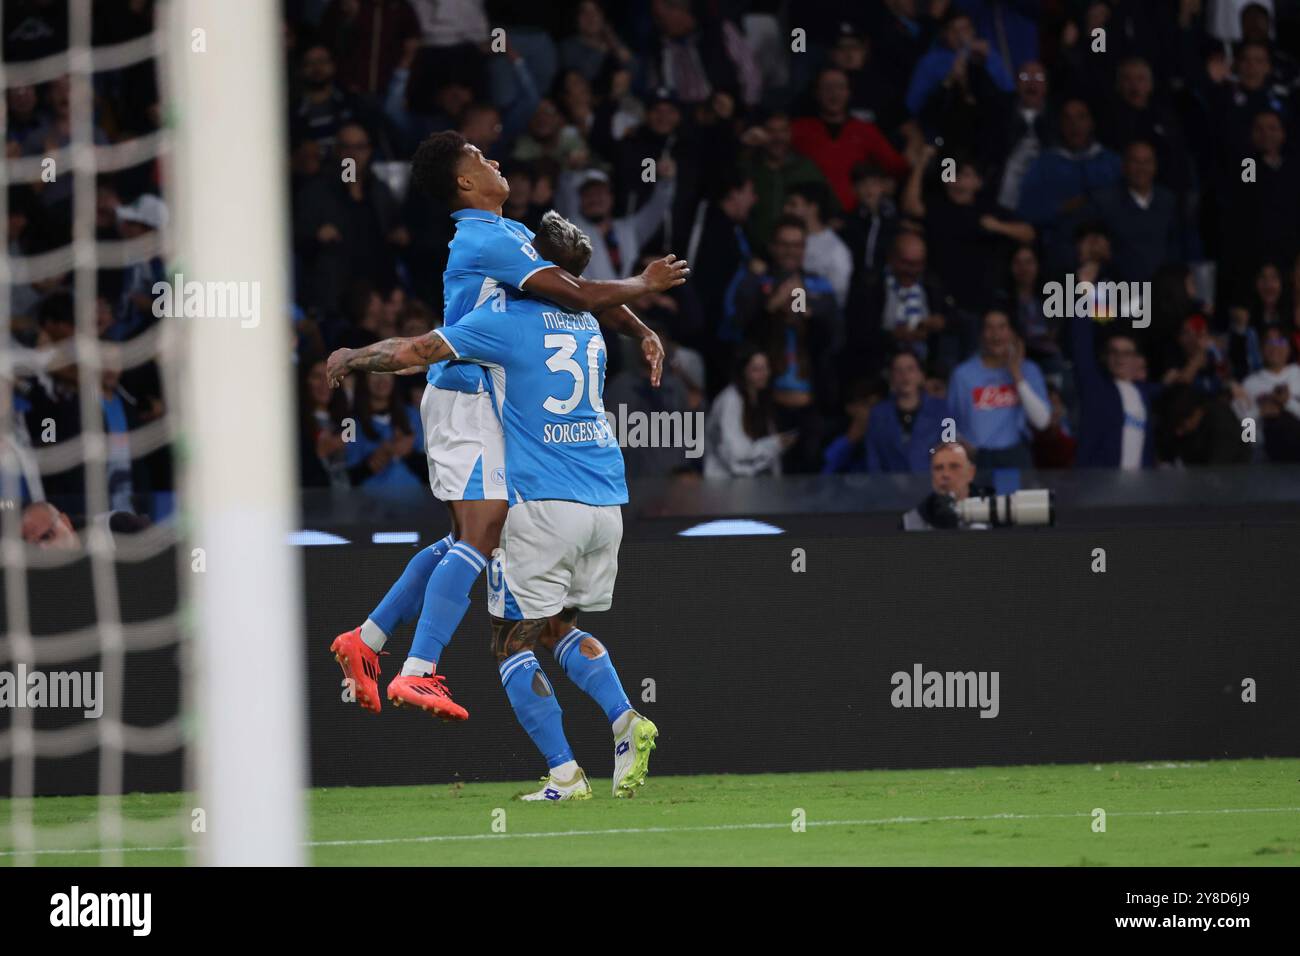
[640, 329, 665, 387]
[317, 223, 342, 244]
[641, 254, 690, 292]
[326, 348, 354, 387]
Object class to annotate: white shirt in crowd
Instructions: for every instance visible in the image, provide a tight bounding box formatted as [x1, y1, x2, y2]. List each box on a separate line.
[1233, 363, 1300, 421]
[1115, 379, 1147, 470]
[1208, 0, 1273, 42]
[803, 227, 853, 308]
[703, 384, 784, 478]
[409, 0, 488, 47]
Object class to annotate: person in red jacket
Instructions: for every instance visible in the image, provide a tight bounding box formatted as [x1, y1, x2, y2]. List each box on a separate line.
[791, 67, 910, 214]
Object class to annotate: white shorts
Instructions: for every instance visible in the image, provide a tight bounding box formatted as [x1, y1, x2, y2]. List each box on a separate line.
[487, 500, 623, 620]
[420, 384, 508, 501]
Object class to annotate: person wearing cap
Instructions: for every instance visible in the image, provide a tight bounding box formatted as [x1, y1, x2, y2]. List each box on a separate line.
[827, 21, 906, 133]
[840, 162, 902, 283]
[613, 87, 709, 243]
[555, 160, 676, 282]
[114, 194, 169, 341]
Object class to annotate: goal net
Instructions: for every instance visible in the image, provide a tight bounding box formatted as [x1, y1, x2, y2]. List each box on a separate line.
[0, 0, 304, 865]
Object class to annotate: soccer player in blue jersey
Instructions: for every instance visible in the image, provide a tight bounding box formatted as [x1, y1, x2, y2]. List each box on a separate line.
[328, 131, 687, 719]
[327, 212, 656, 800]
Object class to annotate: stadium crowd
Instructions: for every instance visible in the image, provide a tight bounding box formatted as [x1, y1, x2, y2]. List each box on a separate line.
[6, 0, 1300, 515]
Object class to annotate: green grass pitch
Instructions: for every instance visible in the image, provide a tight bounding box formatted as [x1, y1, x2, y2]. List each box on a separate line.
[2, 759, 1297, 865]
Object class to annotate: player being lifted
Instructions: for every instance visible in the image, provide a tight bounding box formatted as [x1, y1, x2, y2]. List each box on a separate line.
[328, 212, 655, 799]
[328, 131, 687, 718]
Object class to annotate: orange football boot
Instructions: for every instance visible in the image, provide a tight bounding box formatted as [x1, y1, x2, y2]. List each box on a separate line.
[330, 627, 382, 714]
[387, 671, 469, 721]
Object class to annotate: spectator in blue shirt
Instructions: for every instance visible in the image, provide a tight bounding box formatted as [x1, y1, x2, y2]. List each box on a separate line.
[948, 309, 1051, 469]
[904, 9, 1014, 120]
[825, 348, 949, 473]
[1017, 98, 1123, 274]
[345, 372, 426, 490]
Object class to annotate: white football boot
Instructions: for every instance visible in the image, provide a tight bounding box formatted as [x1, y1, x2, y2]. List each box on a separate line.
[612, 710, 659, 798]
[518, 765, 593, 802]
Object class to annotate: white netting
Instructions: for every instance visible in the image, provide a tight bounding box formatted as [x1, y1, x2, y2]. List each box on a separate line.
[0, 0, 191, 864]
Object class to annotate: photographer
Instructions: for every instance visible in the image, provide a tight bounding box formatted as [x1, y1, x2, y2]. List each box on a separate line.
[902, 440, 990, 531]
[903, 439, 1054, 531]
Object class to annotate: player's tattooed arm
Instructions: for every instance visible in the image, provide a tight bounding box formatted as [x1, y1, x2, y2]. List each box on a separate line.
[325, 332, 453, 386]
[598, 305, 664, 387]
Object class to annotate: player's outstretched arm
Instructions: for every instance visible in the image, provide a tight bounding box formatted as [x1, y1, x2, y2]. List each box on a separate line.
[522, 254, 689, 315]
[598, 304, 664, 387]
[325, 331, 453, 387]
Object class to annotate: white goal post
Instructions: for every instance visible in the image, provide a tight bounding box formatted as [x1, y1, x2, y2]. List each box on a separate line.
[165, 0, 306, 866]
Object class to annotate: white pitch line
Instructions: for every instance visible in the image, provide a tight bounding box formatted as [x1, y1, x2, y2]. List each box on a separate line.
[3, 806, 1297, 858]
